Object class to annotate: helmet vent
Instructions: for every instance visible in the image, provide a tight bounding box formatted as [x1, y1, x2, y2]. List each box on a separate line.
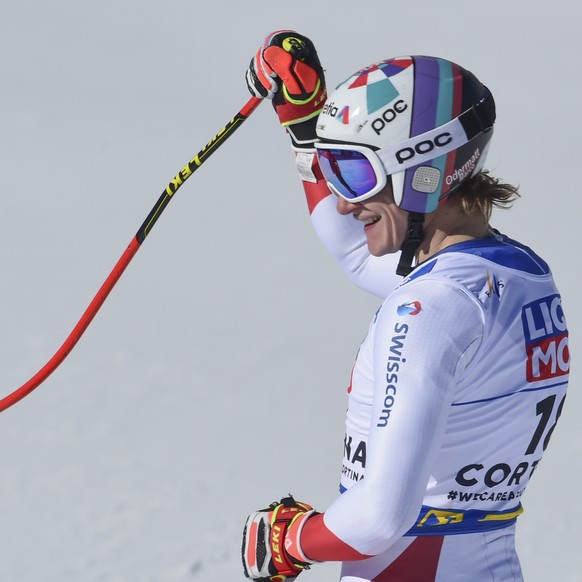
[412, 166, 441, 193]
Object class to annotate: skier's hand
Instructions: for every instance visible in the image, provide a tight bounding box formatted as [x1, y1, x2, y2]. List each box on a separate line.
[246, 30, 327, 147]
[242, 495, 318, 581]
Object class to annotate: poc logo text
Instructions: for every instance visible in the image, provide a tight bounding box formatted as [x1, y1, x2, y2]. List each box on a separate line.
[372, 100, 408, 135]
[396, 132, 452, 164]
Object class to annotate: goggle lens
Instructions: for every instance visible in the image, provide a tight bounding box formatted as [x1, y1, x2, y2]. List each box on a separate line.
[317, 148, 379, 201]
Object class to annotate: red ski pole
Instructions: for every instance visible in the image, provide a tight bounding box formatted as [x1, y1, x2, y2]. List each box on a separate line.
[0, 96, 262, 412]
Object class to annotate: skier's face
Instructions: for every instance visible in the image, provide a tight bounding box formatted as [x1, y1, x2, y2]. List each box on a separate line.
[335, 182, 409, 256]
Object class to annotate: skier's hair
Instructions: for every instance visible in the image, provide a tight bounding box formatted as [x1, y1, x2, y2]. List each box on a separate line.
[453, 171, 520, 220]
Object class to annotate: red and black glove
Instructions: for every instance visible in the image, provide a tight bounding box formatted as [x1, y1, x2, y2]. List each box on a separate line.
[242, 495, 318, 581]
[246, 30, 327, 148]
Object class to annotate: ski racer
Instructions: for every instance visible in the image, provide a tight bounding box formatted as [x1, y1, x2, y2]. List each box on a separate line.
[241, 31, 570, 581]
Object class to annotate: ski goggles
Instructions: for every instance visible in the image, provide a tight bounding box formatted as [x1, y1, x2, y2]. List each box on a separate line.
[315, 143, 392, 203]
[314, 120, 468, 204]
[314, 92, 495, 203]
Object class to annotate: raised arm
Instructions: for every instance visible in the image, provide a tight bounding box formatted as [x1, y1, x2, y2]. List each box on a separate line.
[246, 30, 401, 298]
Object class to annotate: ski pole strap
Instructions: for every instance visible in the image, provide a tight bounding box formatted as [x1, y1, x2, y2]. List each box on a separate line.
[404, 503, 524, 536]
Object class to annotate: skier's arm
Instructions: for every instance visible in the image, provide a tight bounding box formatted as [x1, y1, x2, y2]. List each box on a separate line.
[246, 30, 401, 298]
[298, 280, 484, 560]
[241, 279, 484, 573]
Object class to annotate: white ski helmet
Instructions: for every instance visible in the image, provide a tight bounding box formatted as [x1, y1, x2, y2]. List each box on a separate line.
[315, 55, 496, 214]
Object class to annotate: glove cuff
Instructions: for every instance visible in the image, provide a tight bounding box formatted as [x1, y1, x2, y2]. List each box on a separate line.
[285, 116, 319, 149]
[284, 509, 319, 566]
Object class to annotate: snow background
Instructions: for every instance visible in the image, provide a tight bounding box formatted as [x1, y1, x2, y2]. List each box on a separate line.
[1, 1, 580, 580]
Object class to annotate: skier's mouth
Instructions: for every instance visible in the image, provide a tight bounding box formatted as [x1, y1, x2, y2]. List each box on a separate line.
[363, 216, 381, 229]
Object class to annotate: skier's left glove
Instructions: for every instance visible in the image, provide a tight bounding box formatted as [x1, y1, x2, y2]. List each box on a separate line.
[241, 495, 318, 581]
[246, 30, 327, 149]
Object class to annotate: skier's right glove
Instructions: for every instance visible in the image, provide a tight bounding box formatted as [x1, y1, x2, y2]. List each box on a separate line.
[241, 495, 318, 581]
[246, 30, 327, 149]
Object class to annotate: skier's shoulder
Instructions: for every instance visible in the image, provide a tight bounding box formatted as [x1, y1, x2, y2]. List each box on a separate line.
[400, 231, 551, 296]
[421, 231, 550, 276]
